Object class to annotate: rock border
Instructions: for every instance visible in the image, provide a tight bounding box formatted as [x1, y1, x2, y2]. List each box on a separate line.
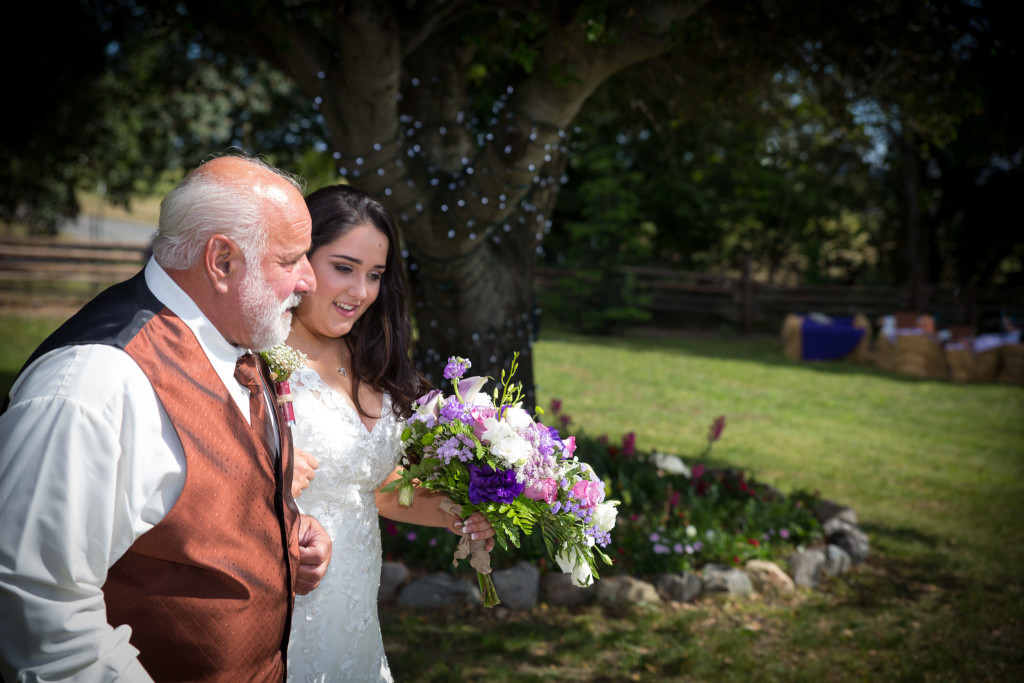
[380, 499, 868, 609]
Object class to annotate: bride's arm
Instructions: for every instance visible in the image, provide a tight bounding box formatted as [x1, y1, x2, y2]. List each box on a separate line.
[375, 469, 494, 546]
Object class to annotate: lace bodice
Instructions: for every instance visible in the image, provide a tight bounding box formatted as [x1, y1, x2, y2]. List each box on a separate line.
[287, 366, 403, 682]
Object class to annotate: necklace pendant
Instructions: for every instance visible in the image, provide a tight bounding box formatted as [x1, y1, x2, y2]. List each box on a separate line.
[338, 367, 347, 377]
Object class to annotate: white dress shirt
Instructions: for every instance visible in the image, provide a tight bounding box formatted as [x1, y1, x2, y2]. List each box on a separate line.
[0, 259, 256, 682]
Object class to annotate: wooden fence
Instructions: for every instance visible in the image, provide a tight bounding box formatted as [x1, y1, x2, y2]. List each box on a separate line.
[0, 236, 149, 307]
[537, 264, 1024, 335]
[2, 236, 1021, 334]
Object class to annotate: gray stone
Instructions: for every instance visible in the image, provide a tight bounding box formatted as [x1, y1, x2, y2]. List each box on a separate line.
[701, 564, 753, 596]
[396, 573, 481, 609]
[595, 576, 662, 605]
[655, 572, 704, 603]
[823, 519, 870, 565]
[787, 549, 827, 588]
[814, 499, 859, 526]
[378, 561, 409, 603]
[823, 544, 853, 576]
[539, 572, 594, 607]
[744, 560, 795, 594]
[491, 562, 540, 610]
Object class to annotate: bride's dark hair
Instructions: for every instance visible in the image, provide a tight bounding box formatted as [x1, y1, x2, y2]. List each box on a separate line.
[304, 184, 428, 419]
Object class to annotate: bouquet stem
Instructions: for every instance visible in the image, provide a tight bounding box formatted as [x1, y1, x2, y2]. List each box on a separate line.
[478, 572, 501, 608]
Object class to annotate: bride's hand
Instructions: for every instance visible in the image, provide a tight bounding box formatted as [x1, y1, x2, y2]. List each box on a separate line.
[453, 511, 496, 552]
[292, 448, 319, 498]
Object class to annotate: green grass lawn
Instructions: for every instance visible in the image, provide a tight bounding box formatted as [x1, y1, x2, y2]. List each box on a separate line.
[3, 315, 1022, 680]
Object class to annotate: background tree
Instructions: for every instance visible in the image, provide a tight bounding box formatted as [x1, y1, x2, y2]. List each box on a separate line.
[4, 0, 1020, 394]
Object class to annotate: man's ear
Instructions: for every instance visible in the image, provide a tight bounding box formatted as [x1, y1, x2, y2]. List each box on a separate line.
[204, 235, 244, 294]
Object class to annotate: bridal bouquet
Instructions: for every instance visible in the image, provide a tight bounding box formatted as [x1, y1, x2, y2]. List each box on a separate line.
[382, 354, 617, 607]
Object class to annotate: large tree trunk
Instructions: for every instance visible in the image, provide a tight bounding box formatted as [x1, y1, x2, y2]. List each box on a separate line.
[238, 0, 708, 400]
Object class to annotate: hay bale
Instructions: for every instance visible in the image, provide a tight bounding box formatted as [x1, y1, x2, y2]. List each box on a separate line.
[997, 345, 1024, 385]
[974, 347, 1001, 382]
[851, 313, 873, 362]
[782, 313, 803, 361]
[874, 334, 898, 372]
[944, 346, 975, 383]
[894, 334, 948, 380]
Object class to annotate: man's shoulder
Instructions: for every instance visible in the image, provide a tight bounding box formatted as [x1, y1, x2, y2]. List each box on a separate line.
[9, 344, 149, 412]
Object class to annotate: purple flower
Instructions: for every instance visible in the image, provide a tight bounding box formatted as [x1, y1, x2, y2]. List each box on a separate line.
[443, 356, 472, 380]
[780, 528, 790, 539]
[406, 531, 418, 541]
[467, 464, 526, 505]
[439, 396, 471, 424]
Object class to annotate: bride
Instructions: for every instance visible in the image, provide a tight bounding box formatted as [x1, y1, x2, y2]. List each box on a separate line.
[284, 184, 494, 681]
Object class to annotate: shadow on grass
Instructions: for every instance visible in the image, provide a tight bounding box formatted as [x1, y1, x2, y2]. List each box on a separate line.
[381, 602, 696, 682]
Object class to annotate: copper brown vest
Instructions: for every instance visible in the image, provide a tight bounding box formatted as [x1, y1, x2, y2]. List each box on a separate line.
[17, 272, 300, 681]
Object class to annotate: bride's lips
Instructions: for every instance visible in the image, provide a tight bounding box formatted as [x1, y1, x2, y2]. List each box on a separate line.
[333, 301, 358, 318]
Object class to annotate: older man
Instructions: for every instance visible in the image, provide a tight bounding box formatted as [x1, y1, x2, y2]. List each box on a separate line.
[0, 155, 331, 681]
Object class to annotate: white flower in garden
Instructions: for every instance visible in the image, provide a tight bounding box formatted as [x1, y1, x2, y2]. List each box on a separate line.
[593, 502, 618, 533]
[555, 546, 594, 587]
[686, 524, 697, 539]
[652, 452, 691, 477]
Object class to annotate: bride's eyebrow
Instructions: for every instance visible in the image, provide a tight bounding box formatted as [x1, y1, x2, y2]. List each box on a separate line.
[331, 254, 386, 269]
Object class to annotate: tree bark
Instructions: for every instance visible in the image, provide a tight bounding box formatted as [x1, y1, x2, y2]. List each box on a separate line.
[230, 0, 710, 400]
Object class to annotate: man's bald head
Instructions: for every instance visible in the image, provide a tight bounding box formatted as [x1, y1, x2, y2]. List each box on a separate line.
[152, 154, 305, 271]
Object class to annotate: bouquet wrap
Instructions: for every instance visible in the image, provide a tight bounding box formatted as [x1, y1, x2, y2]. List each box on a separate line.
[439, 498, 492, 575]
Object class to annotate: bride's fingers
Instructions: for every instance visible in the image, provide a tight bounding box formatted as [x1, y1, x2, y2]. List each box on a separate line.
[461, 513, 496, 540]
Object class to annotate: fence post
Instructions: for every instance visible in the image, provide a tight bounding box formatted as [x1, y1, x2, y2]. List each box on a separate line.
[741, 254, 753, 336]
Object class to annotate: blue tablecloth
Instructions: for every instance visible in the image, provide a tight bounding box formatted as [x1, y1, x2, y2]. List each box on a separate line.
[801, 316, 866, 360]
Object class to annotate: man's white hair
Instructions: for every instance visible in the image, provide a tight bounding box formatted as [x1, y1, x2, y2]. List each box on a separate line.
[151, 154, 303, 270]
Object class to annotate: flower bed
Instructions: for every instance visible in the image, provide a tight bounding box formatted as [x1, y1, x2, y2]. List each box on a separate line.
[382, 404, 825, 580]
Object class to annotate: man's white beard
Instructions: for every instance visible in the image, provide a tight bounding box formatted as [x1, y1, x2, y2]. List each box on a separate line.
[240, 266, 301, 351]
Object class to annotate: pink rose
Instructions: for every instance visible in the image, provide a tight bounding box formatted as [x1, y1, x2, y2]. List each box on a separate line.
[562, 436, 576, 457]
[467, 403, 497, 440]
[571, 480, 604, 508]
[524, 478, 559, 504]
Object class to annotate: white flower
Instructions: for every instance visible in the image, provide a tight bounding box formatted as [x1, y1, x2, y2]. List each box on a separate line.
[482, 417, 531, 468]
[503, 406, 534, 431]
[555, 546, 594, 587]
[685, 524, 697, 539]
[592, 502, 618, 533]
[651, 452, 691, 477]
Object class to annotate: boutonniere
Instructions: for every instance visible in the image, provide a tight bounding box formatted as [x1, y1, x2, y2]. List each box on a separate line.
[259, 344, 308, 427]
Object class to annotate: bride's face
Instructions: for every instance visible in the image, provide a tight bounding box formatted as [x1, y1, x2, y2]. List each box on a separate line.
[295, 223, 389, 340]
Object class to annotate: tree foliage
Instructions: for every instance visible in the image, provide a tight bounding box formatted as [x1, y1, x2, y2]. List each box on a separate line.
[3, 0, 1020, 395]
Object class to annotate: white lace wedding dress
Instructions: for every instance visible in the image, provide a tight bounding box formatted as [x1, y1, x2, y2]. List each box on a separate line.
[287, 366, 404, 682]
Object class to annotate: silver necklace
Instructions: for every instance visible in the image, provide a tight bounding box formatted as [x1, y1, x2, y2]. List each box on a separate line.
[292, 330, 348, 377]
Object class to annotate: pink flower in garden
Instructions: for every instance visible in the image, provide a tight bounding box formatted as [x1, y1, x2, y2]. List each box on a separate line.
[622, 432, 636, 457]
[691, 463, 705, 480]
[571, 480, 605, 507]
[708, 415, 726, 443]
[524, 478, 559, 504]
[550, 398, 562, 413]
[562, 435, 576, 456]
